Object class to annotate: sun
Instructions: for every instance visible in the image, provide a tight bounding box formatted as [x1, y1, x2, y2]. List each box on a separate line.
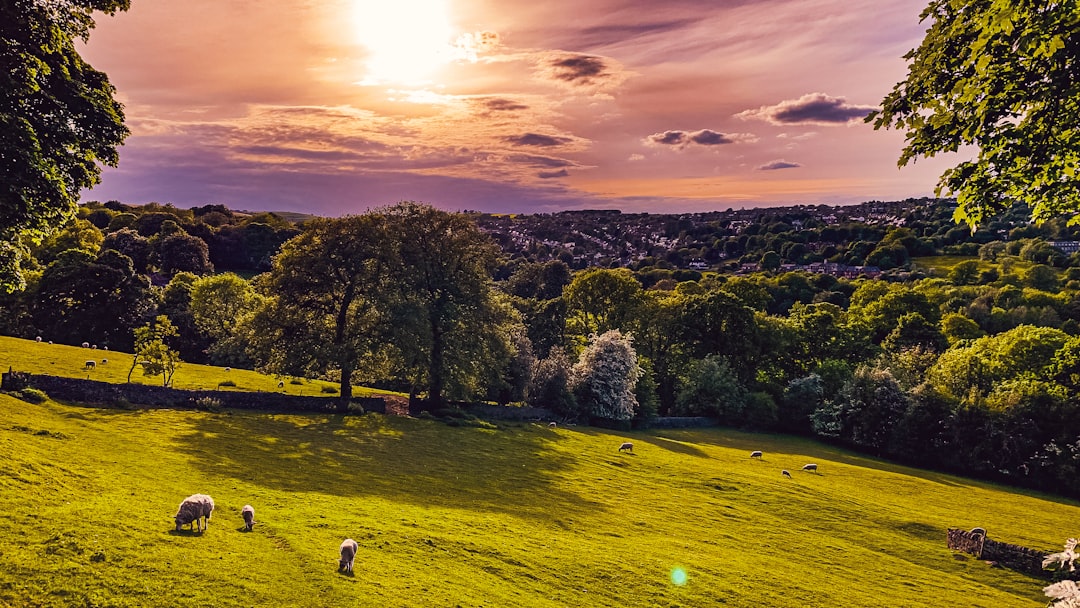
[351, 0, 455, 85]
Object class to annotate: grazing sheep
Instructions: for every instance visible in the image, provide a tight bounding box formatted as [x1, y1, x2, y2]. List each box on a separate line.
[241, 505, 255, 531]
[618, 442, 634, 453]
[91, 345, 97, 349]
[102, 346, 108, 351]
[277, 381, 285, 388]
[782, 470, 792, 478]
[224, 367, 231, 372]
[84, 360, 96, 370]
[101, 359, 108, 365]
[802, 463, 818, 472]
[81, 342, 90, 348]
[35, 336, 41, 342]
[174, 494, 215, 532]
[750, 450, 763, 459]
[339, 538, 358, 573]
[548, 421, 557, 428]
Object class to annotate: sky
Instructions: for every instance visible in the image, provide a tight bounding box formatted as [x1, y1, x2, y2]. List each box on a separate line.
[77, 0, 960, 216]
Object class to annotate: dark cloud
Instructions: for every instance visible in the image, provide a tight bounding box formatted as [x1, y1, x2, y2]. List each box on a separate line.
[481, 98, 528, 112]
[506, 133, 573, 147]
[758, 160, 801, 170]
[736, 93, 876, 125]
[645, 129, 745, 148]
[507, 154, 575, 168]
[538, 169, 570, 179]
[689, 129, 733, 145]
[646, 130, 689, 146]
[548, 54, 608, 84]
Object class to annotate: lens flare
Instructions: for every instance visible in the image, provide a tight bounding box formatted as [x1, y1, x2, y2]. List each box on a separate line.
[670, 566, 688, 586]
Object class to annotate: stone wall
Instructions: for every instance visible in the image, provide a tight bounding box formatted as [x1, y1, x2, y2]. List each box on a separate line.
[2, 371, 385, 414]
[947, 528, 1054, 578]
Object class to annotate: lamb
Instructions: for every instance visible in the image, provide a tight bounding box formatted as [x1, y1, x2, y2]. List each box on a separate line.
[802, 463, 818, 472]
[174, 494, 215, 532]
[750, 450, 763, 459]
[339, 538, 358, 573]
[241, 505, 255, 531]
[84, 360, 96, 370]
[782, 469, 792, 478]
[618, 442, 634, 453]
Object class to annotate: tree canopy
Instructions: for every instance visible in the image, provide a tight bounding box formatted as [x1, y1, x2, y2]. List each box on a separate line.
[1, 0, 131, 292]
[871, 1, 1080, 227]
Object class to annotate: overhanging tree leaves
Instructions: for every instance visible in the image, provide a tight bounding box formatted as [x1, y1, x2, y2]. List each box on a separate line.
[1, 0, 131, 292]
[871, 1, 1080, 228]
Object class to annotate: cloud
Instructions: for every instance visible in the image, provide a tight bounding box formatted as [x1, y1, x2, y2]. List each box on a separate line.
[736, 93, 876, 125]
[628, 154, 645, 162]
[506, 154, 576, 168]
[758, 160, 801, 170]
[481, 98, 529, 112]
[644, 129, 753, 149]
[534, 52, 629, 92]
[538, 169, 570, 179]
[506, 133, 573, 147]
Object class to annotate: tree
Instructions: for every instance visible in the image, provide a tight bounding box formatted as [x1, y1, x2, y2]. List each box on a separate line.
[674, 356, 747, 423]
[570, 330, 642, 422]
[386, 203, 515, 409]
[189, 273, 261, 366]
[1, 0, 131, 292]
[129, 315, 181, 387]
[247, 214, 395, 404]
[33, 248, 153, 349]
[871, 1, 1080, 227]
[563, 267, 644, 337]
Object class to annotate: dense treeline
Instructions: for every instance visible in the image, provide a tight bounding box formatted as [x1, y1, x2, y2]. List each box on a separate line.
[3, 199, 1080, 497]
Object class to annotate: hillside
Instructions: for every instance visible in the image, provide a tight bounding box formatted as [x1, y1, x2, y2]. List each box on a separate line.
[0, 391, 1075, 606]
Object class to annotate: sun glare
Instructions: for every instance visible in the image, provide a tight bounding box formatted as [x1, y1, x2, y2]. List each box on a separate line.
[351, 0, 455, 85]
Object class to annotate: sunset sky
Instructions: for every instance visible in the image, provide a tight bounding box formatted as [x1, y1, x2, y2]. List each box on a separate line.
[78, 0, 959, 215]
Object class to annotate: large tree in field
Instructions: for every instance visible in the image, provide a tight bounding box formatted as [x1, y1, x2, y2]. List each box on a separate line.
[871, 1, 1080, 227]
[246, 214, 394, 404]
[386, 202, 511, 409]
[1, 0, 131, 292]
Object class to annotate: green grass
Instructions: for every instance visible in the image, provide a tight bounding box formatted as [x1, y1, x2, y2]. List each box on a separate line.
[0, 335, 397, 398]
[0, 390, 1075, 607]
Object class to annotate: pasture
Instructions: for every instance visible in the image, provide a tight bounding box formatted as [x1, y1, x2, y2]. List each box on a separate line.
[0, 389, 1075, 606]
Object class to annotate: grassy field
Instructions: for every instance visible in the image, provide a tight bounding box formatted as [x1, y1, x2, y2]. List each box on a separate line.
[0, 335, 396, 398]
[0, 385, 1076, 607]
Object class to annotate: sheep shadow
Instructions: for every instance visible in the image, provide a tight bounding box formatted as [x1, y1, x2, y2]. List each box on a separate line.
[336, 569, 355, 578]
[167, 528, 206, 537]
[235, 526, 254, 533]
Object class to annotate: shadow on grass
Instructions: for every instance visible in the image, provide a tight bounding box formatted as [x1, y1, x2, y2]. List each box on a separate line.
[173, 412, 601, 520]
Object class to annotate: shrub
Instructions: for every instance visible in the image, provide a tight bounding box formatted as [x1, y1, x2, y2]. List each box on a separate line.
[675, 356, 746, 423]
[218, 379, 236, 388]
[570, 330, 641, 422]
[18, 388, 48, 404]
[321, 385, 339, 394]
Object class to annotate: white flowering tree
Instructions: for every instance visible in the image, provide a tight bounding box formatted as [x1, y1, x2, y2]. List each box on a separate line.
[571, 330, 642, 421]
[1044, 538, 1079, 608]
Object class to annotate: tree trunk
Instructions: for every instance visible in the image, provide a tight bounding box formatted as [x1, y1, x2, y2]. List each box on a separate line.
[338, 358, 353, 412]
[335, 281, 356, 412]
[428, 321, 444, 410]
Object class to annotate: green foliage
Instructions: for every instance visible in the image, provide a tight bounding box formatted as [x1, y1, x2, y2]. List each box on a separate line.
[0, 0, 131, 292]
[872, 0, 1080, 227]
[674, 356, 747, 422]
[525, 350, 576, 416]
[563, 267, 644, 337]
[129, 315, 181, 387]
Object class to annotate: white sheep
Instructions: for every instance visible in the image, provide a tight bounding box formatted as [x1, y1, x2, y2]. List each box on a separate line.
[91, 345, 97, 349]
[782, 469, 792, 478]
[548, 421, 557, 428]
[802, 463, 818, 472]
[101, 359, 108, 365]
[81, 342, 90, 348]
[339, 538, 358, 573]
[241, 505, 255, 531]
[35, 336, 41, 342]
[84, 360, 96, 370]
[618, 442, 634, 453]
[277, 381, 285, 388]
[174, 494, 215, 533]
[224, 367, 231, 372]
[102, 346, 108, 351]
[750, 450, 763, 459]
